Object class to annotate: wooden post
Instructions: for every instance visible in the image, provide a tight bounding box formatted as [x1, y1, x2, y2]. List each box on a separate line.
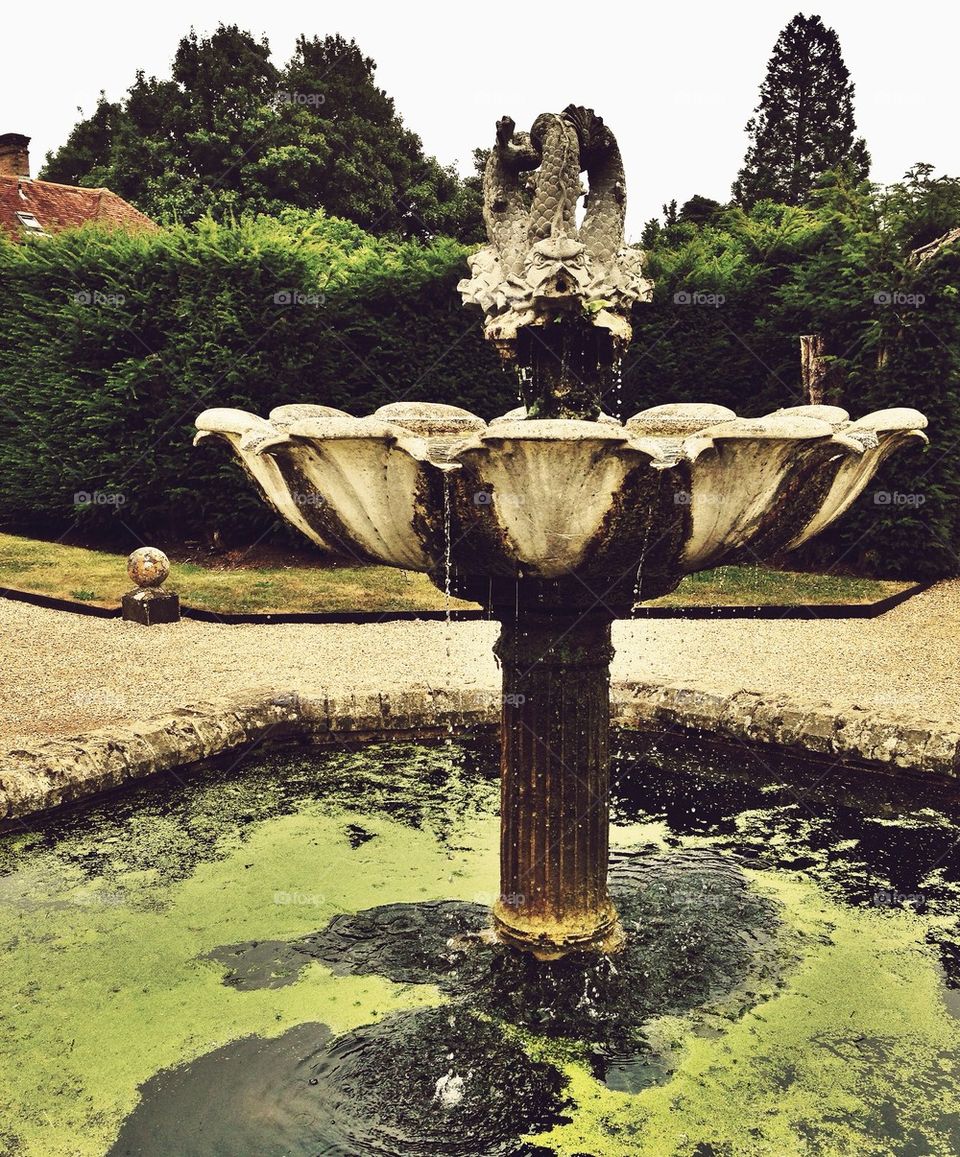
[800, 334, 828, 405]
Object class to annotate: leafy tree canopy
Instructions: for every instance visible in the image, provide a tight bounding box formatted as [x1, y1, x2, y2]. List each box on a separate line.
[881, 162, 960, 251]
[678, 195, 724, 226]
[41, 26, 483, 242]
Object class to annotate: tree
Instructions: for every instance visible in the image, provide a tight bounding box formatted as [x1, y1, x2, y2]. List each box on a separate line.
[678, 194, 723, 226]
[39, 95, 124, 188]
[44, 26, 283, 221]
[273, 34, 482, 238]
[639, 217, 662, 248]
[732, 14, 870, 208]
[41, 27, 483, 242]
[883, 163, 960, 251]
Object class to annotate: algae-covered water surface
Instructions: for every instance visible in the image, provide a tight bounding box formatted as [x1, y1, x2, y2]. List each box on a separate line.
[1, 734, 958, 1156]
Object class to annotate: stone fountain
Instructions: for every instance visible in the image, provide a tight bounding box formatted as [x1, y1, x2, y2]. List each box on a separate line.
[196, 105, 926, 960]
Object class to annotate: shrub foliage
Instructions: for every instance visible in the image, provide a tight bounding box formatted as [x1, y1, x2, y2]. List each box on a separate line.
[1, 178, 957, 577]
[0, 212, 510, 544]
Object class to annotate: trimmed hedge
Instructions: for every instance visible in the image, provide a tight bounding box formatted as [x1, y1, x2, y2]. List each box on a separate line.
[624, 198, 958, 579]
[0, 212, 511, 544]
[0, 202, 956, 577]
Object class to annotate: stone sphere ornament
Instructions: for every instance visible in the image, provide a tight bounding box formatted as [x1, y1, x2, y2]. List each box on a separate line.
[122, 548, 179, 625]
[127, 547, 170, 589]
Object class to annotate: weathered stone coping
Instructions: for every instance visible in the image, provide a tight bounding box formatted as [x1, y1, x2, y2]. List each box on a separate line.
[1, 682, 957, 825]
[614, 683, 960, 780]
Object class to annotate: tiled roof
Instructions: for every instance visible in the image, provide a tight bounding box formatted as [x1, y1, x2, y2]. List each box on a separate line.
[0, 175, 156, 239]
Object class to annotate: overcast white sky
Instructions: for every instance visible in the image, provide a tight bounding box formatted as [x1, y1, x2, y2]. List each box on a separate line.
[4, 0, 957, 239]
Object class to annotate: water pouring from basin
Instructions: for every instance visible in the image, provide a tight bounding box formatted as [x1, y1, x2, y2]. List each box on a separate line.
[196, 104, 927, 959]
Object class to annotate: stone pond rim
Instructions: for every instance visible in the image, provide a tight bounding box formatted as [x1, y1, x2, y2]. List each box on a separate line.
[195, 104, 927, 957]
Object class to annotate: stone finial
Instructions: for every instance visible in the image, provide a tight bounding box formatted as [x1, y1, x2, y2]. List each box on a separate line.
[127, 547, 170, 589]
[122, 547, 180, 625]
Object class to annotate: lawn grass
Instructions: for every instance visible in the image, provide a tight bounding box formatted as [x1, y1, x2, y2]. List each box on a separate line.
[0, 533, 909, 614]
[646, 564, 908, 608]
[0, 534, 458, 614]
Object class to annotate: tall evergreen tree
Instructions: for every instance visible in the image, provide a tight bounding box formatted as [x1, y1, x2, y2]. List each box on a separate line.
[732, 13, 870, 207]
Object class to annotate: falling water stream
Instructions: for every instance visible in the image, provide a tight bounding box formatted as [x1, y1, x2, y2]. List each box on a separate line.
[611, 362, 623, 423]
[631, 474, 662, 612]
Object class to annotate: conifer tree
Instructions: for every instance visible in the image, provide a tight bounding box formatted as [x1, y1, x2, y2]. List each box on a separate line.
[732, 13, 870, 207]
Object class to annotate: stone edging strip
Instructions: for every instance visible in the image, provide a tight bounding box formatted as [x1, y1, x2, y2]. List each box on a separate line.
[0, 689, 499, 825]
[0, 581, 932, 623]
[1, 682, 956, 824]
[613, 682, 960, 779]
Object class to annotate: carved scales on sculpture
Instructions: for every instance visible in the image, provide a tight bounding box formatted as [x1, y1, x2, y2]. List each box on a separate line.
[458, 105, 652, 418]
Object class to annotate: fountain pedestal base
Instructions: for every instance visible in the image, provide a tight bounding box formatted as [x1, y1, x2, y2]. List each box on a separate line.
[492, 607, 622, 958]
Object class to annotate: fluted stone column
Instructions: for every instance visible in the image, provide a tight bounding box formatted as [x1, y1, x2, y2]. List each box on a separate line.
[492, 609, 622, 957]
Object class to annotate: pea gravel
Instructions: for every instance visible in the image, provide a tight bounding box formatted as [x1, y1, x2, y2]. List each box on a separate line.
[1, 581, 957, 750]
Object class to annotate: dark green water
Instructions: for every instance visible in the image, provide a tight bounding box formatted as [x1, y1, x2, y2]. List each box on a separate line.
[1, 734, 958, 1156]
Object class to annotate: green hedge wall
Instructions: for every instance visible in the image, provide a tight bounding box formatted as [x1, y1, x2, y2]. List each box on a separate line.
[0, 204, 956, 577]
[623, 199, 959, 580]
[0, 213, 512, 545]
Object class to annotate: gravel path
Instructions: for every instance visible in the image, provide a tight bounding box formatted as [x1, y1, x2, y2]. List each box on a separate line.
[1, 581, 958, 748]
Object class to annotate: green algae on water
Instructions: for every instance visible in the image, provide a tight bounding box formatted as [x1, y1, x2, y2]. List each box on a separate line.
[532, 873, 960, 1157]
[0, 744, 501, 1157]
[1, 738, 958, 1157]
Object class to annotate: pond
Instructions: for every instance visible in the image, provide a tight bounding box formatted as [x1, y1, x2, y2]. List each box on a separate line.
[1, 732, 958, 1156]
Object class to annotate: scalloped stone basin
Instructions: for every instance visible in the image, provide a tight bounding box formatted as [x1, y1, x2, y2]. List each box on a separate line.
[195, 401, 926, 592]
[196, 399, 927, 956]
